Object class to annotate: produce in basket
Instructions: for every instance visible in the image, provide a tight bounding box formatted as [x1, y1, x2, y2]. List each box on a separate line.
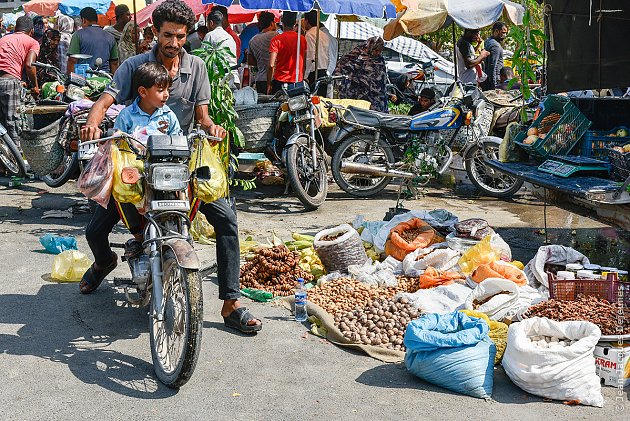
[309, 277, 399, 317]
[523, 294, 630, 335]
[334, 297, 421, 351]
[239, 245, 314, 296]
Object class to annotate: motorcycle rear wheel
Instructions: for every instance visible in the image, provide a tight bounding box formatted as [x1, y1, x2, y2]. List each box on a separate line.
[149, 251, 203, 388]
[0, 132, 27, 177]
[286, 137, 328, 211]
[331, 134, 395, 198]
[42, 152, 79, 188]
[465, 137, 523, 198]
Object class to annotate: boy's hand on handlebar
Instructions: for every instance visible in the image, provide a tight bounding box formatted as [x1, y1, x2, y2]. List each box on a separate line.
[80, 124, 102, 141]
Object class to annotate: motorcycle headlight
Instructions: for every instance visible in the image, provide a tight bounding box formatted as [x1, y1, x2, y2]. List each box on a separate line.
[67, 85, 86, 101]
[288, 95, 309, 111]
[149, 164, 189, 191]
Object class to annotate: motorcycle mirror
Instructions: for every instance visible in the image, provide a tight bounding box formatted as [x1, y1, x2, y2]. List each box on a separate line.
[94, 58, 103, 68]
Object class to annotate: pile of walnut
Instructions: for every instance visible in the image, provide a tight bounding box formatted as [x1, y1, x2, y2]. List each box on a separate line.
[239, 245, 314, 297]
[308, 277, 399, 316]
[524, 295, 630, 335]
[334, 297, 421, 352]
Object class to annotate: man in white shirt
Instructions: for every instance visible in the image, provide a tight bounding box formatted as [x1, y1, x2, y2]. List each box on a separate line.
[204, 10, 239, 85]
[303, 10, 337, 95]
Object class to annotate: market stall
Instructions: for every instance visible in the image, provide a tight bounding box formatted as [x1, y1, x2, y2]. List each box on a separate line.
[232, 205, 629, 406]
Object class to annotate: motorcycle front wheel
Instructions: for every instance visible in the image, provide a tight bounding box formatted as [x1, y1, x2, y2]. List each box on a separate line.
[331, 134, 395, 198]
[465, 137, 523, 198]
[149, 251, 203, 388]
[286, 137, 328, 210]
[42, 152, 79, 188]
[0, 132, 27, 177]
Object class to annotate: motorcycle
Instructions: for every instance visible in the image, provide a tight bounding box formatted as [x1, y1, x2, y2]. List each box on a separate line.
[327, 82, 523, 198]
[0, 121, 27, 177]
[78, 129, 216, 388]
[269, 76, 345, 210]
[34, 57, 112, 103]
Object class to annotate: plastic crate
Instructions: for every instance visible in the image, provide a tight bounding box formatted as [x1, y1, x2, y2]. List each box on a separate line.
[515, 95, 592, 158]
[607, 148, 630, 181]
[548, 274, 629, 306]
[580, 126, 630, 159]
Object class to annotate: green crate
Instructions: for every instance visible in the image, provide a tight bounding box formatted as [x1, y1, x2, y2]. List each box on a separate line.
[515, 95, 592, 159]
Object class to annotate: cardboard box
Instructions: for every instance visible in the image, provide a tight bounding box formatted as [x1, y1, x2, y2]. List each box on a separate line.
[594, 344, 630, 387]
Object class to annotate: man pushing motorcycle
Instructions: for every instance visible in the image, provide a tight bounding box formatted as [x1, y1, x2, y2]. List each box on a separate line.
[80, 0, 262, 333]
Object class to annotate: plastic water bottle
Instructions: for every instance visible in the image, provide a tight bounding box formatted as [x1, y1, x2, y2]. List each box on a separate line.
[294, 278, 308, 322]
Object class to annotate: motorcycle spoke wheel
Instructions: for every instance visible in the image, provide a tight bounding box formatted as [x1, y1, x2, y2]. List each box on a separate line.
[286, 139, 327, 210]
[465, 140, 523, 198]
[42, 153, 78, 187]
[0, 134, 26, 176]
[150, 252, 203, 388]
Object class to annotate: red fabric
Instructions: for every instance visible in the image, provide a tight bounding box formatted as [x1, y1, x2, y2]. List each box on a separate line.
[269, 31, 306, 83]
[0, 33, 40, 80]
[226, 26, 241, 59]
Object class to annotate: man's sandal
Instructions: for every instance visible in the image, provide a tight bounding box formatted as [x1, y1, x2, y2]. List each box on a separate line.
[79, 253, 118, 294]
[223, 307, 263, 334]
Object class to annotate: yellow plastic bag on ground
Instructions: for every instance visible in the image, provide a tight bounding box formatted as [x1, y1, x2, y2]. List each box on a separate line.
[190, 213, 215, 244]
[189, 138, 227, 203]
[112, 142, 144, 204]
[458, 235, 502, 274]
[461, 309, 509, 364]
[51, 250, 92, 282]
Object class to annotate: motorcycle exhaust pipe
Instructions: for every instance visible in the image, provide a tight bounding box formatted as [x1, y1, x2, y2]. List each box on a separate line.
[340, 162, 415, 179]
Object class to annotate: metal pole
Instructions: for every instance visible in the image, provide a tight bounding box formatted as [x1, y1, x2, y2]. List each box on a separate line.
[452, 24, 458, 81]
[133, 0, 139, 54]
[314, 10, 321, 81]
[296, 13, 302, 83]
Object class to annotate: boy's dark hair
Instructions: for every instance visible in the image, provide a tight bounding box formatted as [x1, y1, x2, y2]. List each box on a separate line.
[281, 11, 297, 29]
[15, 16, 34, 33]
[80, 7, 98, 23]
[207, 10, 224, 27]
[492, 21, 507, 32]
[133, 62, 172, 98]
[152, 0, 196, 32]
[304, 10, 318, 27]
[257, 12, 275, 31]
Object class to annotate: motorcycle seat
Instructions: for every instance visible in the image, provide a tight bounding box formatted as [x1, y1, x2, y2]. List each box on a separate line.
[344, 106, 412, 130]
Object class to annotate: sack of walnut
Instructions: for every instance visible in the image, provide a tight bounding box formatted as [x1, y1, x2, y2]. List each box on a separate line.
[502, 317, 603, 407]
[314, 224, 368, 273]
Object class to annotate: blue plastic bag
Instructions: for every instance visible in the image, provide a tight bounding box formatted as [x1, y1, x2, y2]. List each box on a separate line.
[404, 312, 496, 399]
[39, 234, 78, 254]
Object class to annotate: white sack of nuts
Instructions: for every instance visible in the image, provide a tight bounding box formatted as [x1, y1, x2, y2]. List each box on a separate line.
[502, 317, 603, 407]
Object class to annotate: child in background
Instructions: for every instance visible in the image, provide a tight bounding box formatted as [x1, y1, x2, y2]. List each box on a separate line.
[114, 61, 182, 143]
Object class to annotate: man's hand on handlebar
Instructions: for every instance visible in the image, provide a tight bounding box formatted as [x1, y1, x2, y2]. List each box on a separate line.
[80, 124, 103, 141]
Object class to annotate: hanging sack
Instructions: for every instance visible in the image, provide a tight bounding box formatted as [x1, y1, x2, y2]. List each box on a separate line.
[77, 140, 114, 208]
[112, 141, 144, 204]
[189, 138, 228, 203]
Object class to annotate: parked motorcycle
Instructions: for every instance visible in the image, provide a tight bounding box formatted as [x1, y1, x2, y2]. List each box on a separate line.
[327, 82, 523, 198]
[269, 76, 345, 210]
[78, 129, 215, 388]
[34, 57, 112, 103]
[0, 121, 27, 177]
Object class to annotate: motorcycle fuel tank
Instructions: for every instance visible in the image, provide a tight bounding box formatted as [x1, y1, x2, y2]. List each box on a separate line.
[409, 107, 462, 131]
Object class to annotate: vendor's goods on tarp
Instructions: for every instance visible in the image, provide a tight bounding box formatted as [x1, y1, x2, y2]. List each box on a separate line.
[524, 245, 590, 288]
[398, 283, 472, 314]
[465, 279, 519, 321]
[314, 224, 368, 273]
[335, 297, 421, 351]
[309, 277, 399, 317]
[404, 312, 496, 399]
[458, 234, 512, 275]
[594, 344, 630, 387]
[460, 310, 508, 364]
[385, 218, 444, 261]
[502, 317, 604, 407]
[524, 295, 630, 335]
[239, 245, 314, 297]
[51, 250, 92, 283]
[253, 160, 284, 185]
[402, 247, 460, 275]
[416, 267, 464, 289]
[454, 218, 493, 241]
[471, 260, 528, 286]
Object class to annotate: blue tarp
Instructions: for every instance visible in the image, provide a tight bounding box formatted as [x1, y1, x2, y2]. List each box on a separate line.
[58, 0, 111, 17]
[206, 0, 397, 19]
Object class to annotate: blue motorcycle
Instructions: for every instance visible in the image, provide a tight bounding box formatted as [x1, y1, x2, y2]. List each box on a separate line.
[327, 83, 523, 198]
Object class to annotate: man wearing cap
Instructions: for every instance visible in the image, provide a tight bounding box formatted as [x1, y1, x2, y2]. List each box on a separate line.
[105, 5, 132, 44]
[408, 88, 436, 115]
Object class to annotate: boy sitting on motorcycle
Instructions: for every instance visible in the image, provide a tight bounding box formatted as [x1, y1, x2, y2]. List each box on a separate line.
[80, 62, 183, 294]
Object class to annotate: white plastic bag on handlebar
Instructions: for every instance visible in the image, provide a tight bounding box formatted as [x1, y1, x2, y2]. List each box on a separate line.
[77, 140, 113, 209]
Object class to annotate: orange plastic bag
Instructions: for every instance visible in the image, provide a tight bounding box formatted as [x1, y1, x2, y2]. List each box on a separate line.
[471, 261, 528, 286]
[418, 266, 465, 289]
[384, 218, 444, 261]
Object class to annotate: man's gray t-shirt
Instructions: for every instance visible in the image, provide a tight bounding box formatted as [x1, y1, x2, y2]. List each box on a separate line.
[248, 31, 276, 83]
[105, 46, 211, 134]
[483, 37, 504, 90]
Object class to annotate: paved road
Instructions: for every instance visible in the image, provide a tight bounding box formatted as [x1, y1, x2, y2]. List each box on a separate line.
[0, 179, 627, 420]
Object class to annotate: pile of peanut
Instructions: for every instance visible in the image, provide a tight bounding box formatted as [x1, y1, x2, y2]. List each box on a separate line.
[308, 277, 399, 316]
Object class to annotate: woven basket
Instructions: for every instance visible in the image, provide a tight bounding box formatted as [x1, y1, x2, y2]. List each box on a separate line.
[314, 224, 369, 273]
[235, 102, 279, 152]
[20, 113, 65, 176]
